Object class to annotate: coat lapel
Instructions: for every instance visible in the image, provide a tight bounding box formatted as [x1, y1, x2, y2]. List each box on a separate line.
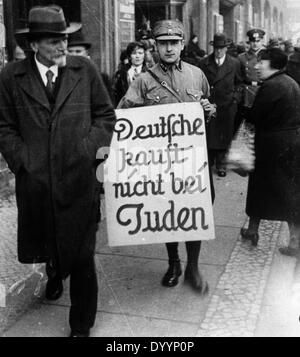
[52, 63, 81, 117]
[213, 55, 233, 85]
[14, 58, 51, 112]
[204, 55, 218, 78]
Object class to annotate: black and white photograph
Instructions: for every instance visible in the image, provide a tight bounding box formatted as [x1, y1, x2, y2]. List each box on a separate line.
[0, 0, 300, 340]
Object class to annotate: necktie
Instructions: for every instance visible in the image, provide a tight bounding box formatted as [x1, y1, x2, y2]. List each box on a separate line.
[133, 67, 138, 81]
[46, 70, 54, 93]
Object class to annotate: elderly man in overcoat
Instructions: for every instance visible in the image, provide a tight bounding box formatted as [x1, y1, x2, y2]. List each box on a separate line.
[199, 33, 242, 177]
[0, 5, 116, 337]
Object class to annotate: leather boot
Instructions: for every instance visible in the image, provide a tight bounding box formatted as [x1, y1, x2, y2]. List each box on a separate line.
[161, 260, 182, 287]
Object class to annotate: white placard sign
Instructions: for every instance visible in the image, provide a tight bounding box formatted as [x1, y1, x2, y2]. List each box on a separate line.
[103, 102, 215, 247]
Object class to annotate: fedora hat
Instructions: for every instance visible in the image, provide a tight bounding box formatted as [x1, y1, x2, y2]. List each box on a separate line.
[15, 5, 82, 36]
[68, 31, 91, 49]
[210, 33, 230, 48]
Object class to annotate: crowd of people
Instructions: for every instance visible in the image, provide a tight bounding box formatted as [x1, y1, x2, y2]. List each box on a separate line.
[0, 4, 300, 337]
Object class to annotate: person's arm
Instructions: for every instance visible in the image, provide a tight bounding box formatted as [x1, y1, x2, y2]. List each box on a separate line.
[0, 69, 27, 174]
[199, 70, 217, 121]
[117, 75, 146, 109]
[233, 58, 244, 104]
[86, 62, 117, 155]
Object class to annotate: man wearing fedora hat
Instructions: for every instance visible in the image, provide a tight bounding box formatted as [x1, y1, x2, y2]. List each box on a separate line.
[118, 19, 216, 295]
[67, 30, 92, 58]
[0, 5, 116, 337]
[199, 33, 243, 178]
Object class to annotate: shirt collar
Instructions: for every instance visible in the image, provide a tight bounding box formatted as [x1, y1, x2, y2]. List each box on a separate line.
[215, 55, 226, 65]
[160, 60, 182, 73]
[34, 54, 59, 84]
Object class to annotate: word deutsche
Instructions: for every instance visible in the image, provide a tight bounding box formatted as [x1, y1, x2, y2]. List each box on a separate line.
[115, 114, 204, 143]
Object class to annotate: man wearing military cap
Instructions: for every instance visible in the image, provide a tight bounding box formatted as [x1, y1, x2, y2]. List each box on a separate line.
[0, 5, 116, 337]
[118, 19, 216, 295]
[237, 28, 265, 125]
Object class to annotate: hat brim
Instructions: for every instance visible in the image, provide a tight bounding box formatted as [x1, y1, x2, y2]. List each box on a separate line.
[155, 35, 183, 41]
[15, 22, 82, 35]
[210, 41, 229, 48]
[68, 42, 92, 49]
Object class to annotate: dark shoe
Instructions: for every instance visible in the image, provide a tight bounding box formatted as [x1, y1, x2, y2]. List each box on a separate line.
[240, 228, 259, 247]
[45, 276, 63, 301]
[161, 260, 182, 287]
[279, 246, 300, 258]
[70, 329, 90, 337]
[217, 170, 227, 178]
[184, 268, 209, 295]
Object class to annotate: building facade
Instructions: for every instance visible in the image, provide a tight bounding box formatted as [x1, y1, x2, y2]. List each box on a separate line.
[3, 0, 288, 76]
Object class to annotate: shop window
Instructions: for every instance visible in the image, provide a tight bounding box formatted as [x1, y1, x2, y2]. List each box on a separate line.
[14, 0, 81, 29]
[135, 0, 185, 39]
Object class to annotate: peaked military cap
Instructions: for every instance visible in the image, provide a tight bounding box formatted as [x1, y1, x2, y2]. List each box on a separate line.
[247, 28, 265, 42]
[153, 20, 184, 41]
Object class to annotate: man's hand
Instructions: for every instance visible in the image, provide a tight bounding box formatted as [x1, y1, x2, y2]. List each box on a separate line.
[200, 99, 217, 121]
[200, 98, 214, 112]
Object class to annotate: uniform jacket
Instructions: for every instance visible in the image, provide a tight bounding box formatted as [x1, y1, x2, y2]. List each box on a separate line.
[0, 55, 116, 278]
[198, 53, 243, 149]
[238, 48, 264, 107]
[246, 71, 300, 222]
[118, 61, 210, 108]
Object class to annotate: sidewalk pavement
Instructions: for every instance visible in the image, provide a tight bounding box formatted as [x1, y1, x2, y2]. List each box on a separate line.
[1, 171, 300, 337]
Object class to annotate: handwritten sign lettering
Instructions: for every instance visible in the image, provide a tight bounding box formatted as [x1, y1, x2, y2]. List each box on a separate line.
[104, 103, 215, 246]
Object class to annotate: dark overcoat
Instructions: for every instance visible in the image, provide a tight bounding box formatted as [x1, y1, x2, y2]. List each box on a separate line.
[199, 54, 242, 150]
[246, 71, 300, 222]
[113, 64, 147, 107]
[0, 55, 116, 278]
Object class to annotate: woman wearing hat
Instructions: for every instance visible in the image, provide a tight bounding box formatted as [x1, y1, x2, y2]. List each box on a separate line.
[241, 49, 300, 260]
[0, 5, 116, 337]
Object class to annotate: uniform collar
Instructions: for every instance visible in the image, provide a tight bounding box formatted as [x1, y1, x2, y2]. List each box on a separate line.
[160, 60, 182, 73]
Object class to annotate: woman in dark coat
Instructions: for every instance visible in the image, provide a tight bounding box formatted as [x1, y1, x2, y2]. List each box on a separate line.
[241, 48, 300, 255]
[113, 41, 147, 107]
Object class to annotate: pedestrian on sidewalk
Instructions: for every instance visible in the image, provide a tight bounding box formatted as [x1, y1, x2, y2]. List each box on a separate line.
[113, 41, 148, 107]
[118, 19, 216, 294]
[0, 5, 116, 337]
[240, 48, 300, 252]
[199, 33, 243, 178]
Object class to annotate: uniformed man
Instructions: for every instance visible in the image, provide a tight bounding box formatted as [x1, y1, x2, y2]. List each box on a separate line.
[237, 28, 265, 124]
[118, 19, 216, 294]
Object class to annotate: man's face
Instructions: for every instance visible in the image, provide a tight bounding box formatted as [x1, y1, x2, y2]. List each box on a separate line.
[68, 45, 90, 58]
[155, 39, 184, 64]
[250, 39, 263, 52]
[31, 35, 68, 67]
[214, 46, 227, 59]
[255, 59, 273, 81]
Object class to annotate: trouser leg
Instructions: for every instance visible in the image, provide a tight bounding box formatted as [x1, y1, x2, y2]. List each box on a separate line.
[244, 216, 260, 234]
[165, 242, 179, 261]
[69, 256, 98, 333]
[185, 241, 201, 270]
[215, 150, 227, 171]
